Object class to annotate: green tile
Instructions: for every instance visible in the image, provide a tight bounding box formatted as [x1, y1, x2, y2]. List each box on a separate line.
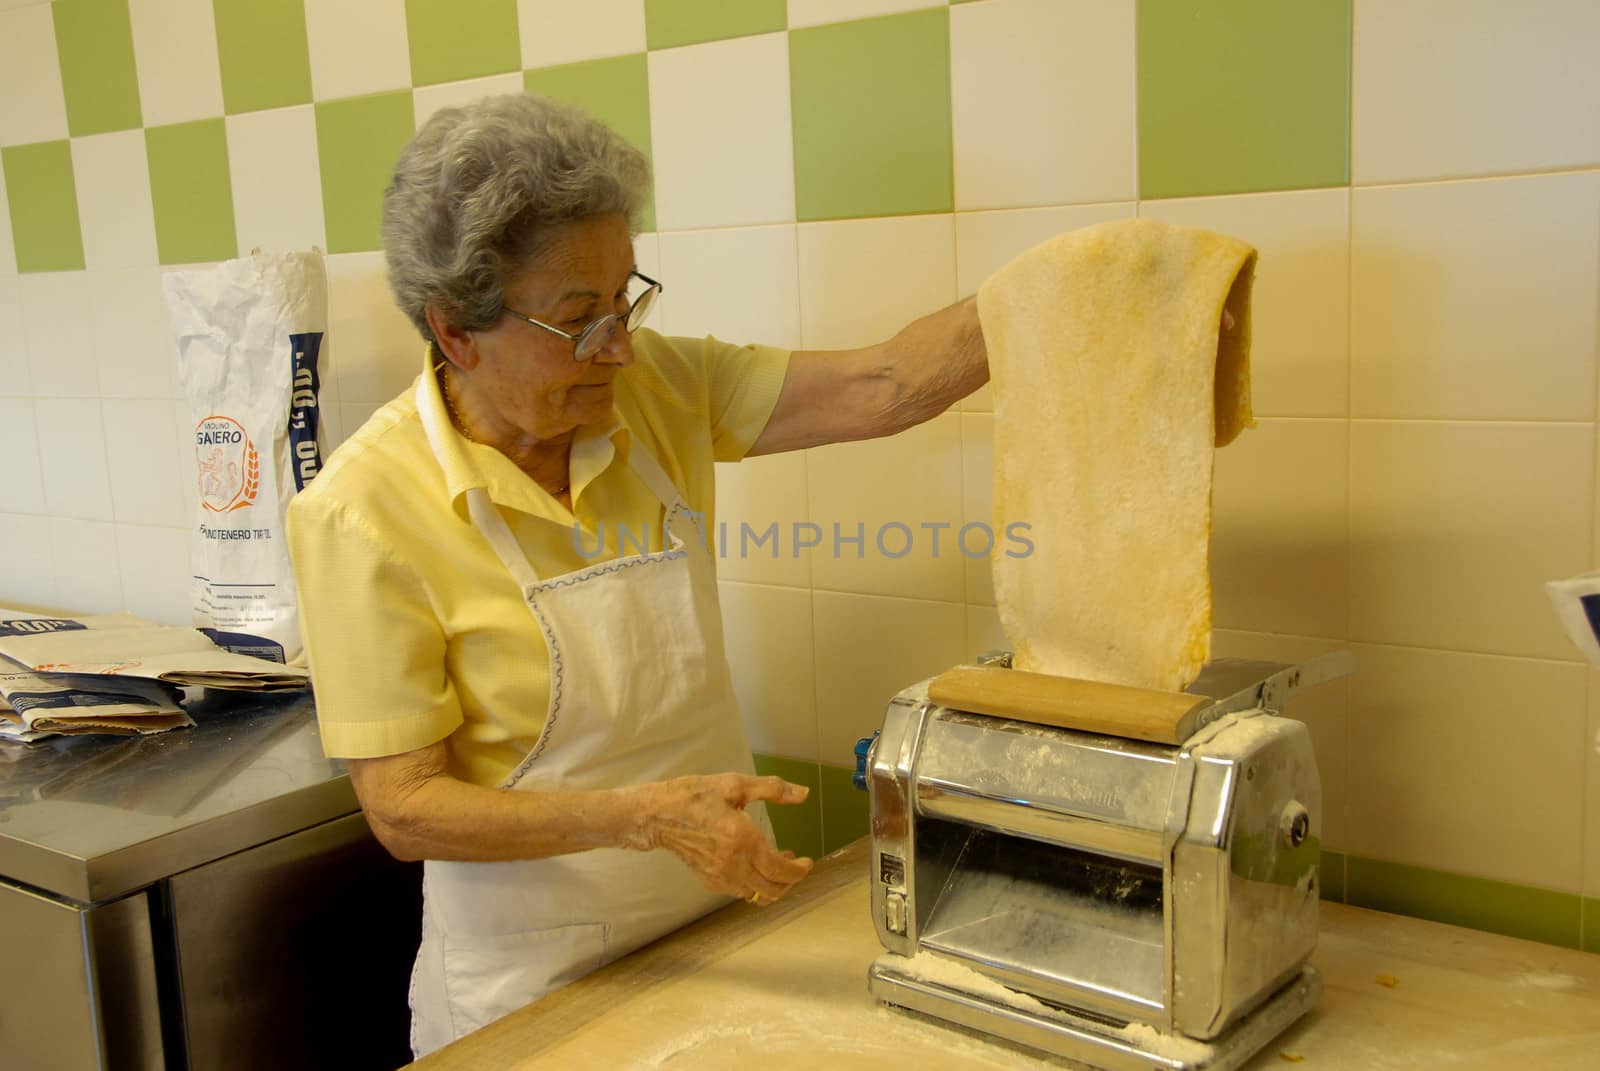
[753, 754, 824, 861]
[1136, 0, 1350, 198]
[213, 0, 312, 114]
[315, 92, 416, 255]
[1346, 855, 1581, 951]
[644, 0, 786, 51]
[820, 763, 870, 854]
[790, 9, 953, 221]
[406, 0, 520, 87]
[1584, 897, 1600, 955]
[52, 0, 143, 136]
[1, 142, 86, 273]
[1319, 850, 1346, 903]
[524, 54, 655, 231]
[146, 120, 237, 265]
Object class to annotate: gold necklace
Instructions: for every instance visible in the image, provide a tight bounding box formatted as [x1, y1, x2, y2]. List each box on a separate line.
[437, 365, 570, 497]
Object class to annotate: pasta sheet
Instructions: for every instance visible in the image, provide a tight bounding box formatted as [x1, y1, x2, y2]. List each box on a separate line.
[978, 219, 1256, 692]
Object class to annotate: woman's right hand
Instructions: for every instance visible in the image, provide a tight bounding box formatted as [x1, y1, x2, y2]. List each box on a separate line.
[625, 773, 814, 904]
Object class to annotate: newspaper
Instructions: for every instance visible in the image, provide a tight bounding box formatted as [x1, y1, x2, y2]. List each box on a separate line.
[0, 612, 309, 691]
[0, 668, 191, 743]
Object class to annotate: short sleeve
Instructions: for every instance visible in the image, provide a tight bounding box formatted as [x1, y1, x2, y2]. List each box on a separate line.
[632, 333, 790, 462]
[287, 494, 463, 758]
[701, 336, 791, 461]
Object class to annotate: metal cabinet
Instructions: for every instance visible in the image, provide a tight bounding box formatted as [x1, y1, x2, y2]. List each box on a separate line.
[0, 692, 420, 1070]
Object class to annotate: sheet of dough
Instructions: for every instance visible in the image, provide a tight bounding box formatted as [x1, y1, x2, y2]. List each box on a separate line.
[979, 219, 1256, 693]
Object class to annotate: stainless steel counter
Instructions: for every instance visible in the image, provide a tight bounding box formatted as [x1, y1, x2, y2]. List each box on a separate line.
[0, 688, 419, 1071]
[0, 688, 354, 904]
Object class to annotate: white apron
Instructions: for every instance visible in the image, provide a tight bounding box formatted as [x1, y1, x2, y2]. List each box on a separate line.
[410, 404, 768, 1058]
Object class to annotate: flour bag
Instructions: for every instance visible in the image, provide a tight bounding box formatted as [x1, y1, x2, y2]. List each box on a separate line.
[164, 251, 328, 667]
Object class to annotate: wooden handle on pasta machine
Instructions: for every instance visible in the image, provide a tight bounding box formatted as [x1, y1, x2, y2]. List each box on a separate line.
[927, 663, 1212, 745]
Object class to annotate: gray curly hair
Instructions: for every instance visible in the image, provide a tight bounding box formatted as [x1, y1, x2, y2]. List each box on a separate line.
[381, 93, 651, 345]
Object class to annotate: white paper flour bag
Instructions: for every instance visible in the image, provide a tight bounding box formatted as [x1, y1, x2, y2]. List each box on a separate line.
[164, 250, 328, 667]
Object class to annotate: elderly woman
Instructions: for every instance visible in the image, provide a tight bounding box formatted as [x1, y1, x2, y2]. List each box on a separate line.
[286, 93, 986, 1057]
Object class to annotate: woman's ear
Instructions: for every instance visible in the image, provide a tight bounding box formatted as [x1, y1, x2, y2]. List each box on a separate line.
[425, 304, 480, 370]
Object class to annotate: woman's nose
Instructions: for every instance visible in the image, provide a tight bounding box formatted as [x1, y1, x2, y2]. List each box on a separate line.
[592, 320, 635, 366]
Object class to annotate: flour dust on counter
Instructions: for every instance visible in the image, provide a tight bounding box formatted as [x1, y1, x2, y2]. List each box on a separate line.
[637, 1000, 1067, 1071]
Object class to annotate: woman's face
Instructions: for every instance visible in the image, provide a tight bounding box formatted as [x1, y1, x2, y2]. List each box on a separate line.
[465, 213, 638, 444]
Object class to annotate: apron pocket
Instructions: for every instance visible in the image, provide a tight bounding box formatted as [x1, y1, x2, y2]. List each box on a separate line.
[441, 922, 610, 1038]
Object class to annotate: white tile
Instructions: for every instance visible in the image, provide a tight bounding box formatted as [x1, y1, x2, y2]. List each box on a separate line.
[340, 400, 384, 444]
[0, 159, 14, 275]
[951, 0, 1136, 209]
[1347, 643, 1586, 891]
[1352, 0, 1600, 184]
[1212, 419, 1349, 639]
[0, 398, 45, 513]
[304, 0, 412, 102]
[95, 267, 182, 400]
[797, 214, 955, 351]
[633, 232, 659, 276]
[518, 0, 646, 68]
[1350, 420, 1592, 661]
[35, 398, 114, 521]
[1213, 630, 1354, 852]
[718, 580, 818, 760]
[102, 399, 187, 527]
[127, 0, 224, 128]
[0, 513, 57, 610]
[714, 451, 812, 588]
[955, 203, 1134, 411]
[226, 106, 327, 255]
[1351, 173, 1600, 422]
[657, 224, 801, 349]
[20, 272, 98, 397]
[960, 411, 993, 605]
[325, 251, 426, 404]
[412, 73, 527, 131]
[0, 5, 67, 145]
[0, 277, 28, 394]
[70, 131, 159, 269]
[965, 602, 1007, 662]
[788, 0, 938, 28]
[116, 524, 191, 625]
[1140, 188, 1351, 419]
[956, 203, 1137, 298]
[648, 33, 795, 230]
[813, 589, 966, 765]
[48, 517, 124, 615]
[808, 411, 965, 602]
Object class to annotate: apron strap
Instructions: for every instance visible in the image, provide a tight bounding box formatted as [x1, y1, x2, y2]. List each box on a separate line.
[626, 443, 688, 511]
[466, 488, 542, 593]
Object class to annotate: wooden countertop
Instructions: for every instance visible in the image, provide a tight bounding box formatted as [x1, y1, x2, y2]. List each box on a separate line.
[413, 840, 1600, 1070]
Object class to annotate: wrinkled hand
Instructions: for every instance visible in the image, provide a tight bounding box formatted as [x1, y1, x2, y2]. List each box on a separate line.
[627, 773, 814, 904]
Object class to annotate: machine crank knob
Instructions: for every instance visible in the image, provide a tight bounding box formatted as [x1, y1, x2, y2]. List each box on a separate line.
[852, 732, 879, 791]
[1281, 802, 1311, 848]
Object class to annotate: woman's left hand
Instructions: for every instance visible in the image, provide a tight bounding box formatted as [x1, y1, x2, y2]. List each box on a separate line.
[624, 773, 815, 904]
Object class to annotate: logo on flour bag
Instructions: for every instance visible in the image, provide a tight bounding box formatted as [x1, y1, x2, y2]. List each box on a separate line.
[195, 415, 260, 513]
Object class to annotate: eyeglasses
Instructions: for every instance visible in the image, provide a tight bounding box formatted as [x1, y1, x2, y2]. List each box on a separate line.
[500, 270, 663, 361]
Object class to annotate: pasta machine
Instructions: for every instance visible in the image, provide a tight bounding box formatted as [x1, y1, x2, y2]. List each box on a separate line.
[858, 653, 1350, 1070]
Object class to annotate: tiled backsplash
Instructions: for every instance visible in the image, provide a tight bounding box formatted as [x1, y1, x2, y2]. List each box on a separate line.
[1, 0, 1598, 950]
